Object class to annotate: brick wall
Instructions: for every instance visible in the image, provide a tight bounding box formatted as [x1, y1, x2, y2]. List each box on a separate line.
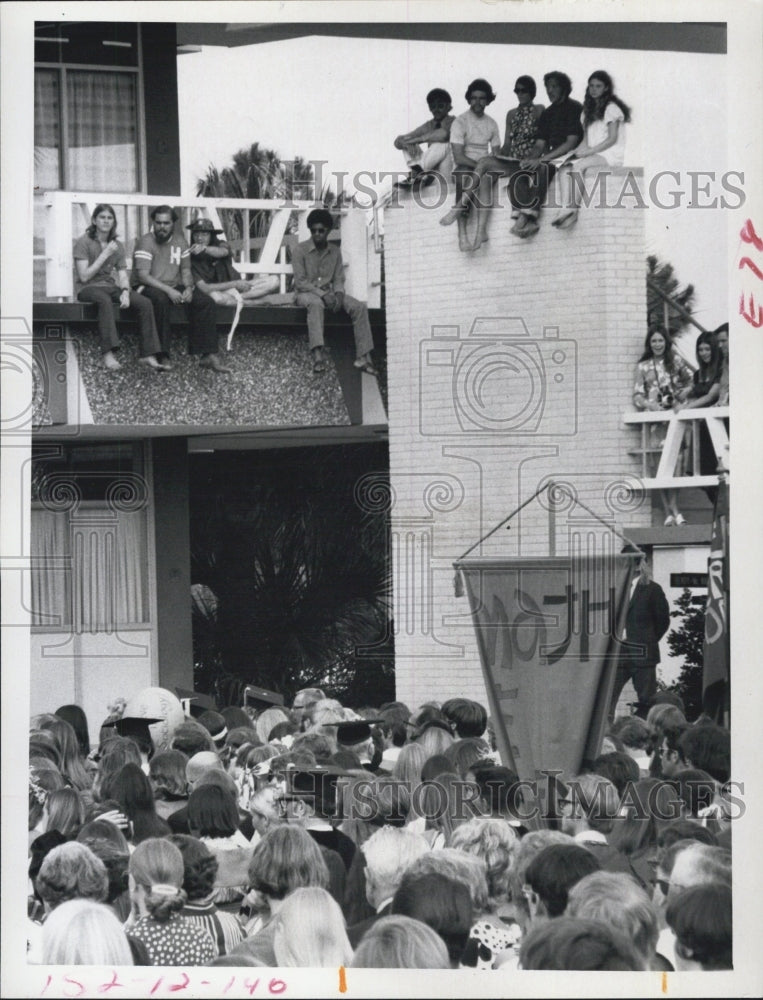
[383, 170, 651, 709]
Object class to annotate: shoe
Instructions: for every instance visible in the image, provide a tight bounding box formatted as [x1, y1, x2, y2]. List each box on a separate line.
[440, 206, 465, 226]
[312, 350, 327, 373]
[555, 210, 578, 230]
[138, 355, 172, 372]
[354, 359, 379, 376]
[199, 353, 232, 374]
[510, 215, 528, 236]
[663, 514, 675, 526]
[675, 513, 686, 525]
[412, 172, 436, 190]
[393, 177, 414, 190]
[518, 220, 540, 238]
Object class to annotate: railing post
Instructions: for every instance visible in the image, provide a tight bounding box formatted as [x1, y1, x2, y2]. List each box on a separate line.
[44, 192, 75, 300]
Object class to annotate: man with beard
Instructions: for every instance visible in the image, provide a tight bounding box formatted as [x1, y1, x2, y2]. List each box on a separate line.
[132, 205, 231, 373]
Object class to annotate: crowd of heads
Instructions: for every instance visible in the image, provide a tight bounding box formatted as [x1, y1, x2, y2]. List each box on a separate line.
[26, 687, 732, 971]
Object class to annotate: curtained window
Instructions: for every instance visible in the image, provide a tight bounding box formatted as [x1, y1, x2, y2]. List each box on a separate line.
[31, 506, 148, 631]
[66, 71, 138, 192]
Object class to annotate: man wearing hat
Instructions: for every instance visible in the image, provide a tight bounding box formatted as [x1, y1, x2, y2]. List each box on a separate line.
[187, 218, 279, 303]
[132, 205, 230, 373]
[291, 208, 377, 375]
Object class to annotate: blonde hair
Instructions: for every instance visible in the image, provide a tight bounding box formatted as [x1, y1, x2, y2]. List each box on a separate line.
[273, 887, 352, 967]
[450, 816, 518, 903]
[129, 837, 186, 921]
[41, 899, 133, 965]
[255, 707, 290, 744]
[351, 915, 449, 969]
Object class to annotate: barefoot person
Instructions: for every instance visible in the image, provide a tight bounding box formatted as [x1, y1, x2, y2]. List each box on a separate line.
[440, 79, 501, 251]
[74, 204, 167, 373]
[292, 209, 377, 376]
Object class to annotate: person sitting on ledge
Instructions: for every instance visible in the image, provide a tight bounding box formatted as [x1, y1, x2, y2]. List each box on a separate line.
[440, 78, 501, 250]
[291, 208, 377, 376]
[132, 205, 231, 375]
[509, 71, 583, 240]
[74, 204, 168, 373]
[551, 70, 632, 230]
[462, 75, 545, 252]
[393, 88, 455, 192]
[187, 219, 279, 304]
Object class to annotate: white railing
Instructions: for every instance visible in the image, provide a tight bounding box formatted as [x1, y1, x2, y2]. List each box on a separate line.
[41, 191, 381, 306]
[623, 408, 729, 488]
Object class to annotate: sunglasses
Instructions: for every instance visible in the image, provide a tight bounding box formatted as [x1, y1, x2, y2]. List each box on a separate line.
[514, 87, 528, 94]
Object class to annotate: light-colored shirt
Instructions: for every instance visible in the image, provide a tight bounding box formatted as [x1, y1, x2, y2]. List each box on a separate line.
[450, 109, 500, 161]
[291, 239, 345, 297]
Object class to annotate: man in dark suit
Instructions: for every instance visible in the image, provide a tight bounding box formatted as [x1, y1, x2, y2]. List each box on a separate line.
[610, 557, 671, 718]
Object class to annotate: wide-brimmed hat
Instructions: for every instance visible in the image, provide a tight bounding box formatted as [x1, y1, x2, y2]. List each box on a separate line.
[186, 218, 223, 234]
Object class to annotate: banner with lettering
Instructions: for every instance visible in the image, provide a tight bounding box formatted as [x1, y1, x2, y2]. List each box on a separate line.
[702, 478, 729, 713]
[456, 555, 636, 785]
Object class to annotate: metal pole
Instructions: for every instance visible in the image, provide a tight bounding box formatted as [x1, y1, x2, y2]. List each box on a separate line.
[548, 480, 556, 556]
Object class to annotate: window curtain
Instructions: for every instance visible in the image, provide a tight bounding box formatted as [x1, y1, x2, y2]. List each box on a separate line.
[66, 71, 138, 192]
[31, 508, 147, 630]
[30, 510, 70, 627]
[34, 69, 61, 190]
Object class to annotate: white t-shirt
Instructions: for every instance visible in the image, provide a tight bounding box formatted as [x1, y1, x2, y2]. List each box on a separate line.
[451, 109, 500, 161]
[583, 101, 626, 166]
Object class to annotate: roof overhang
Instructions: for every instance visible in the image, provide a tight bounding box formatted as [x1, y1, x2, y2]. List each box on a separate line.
[176, 21, 726, 54]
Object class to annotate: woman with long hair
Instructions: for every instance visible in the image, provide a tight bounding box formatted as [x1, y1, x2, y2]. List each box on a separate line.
[633, 327, 693, 525]
[127, 837, 216, 966]
[273, 887, 353, 967]
[73, 204, 168, 372]
[676, 330, 723, 480]
[553, 70, 632, 229]
[101, 763, 171, 844]
[148, 749, 189, 821]
[33, 714, 93, 793]
[54, 705, 91, 758]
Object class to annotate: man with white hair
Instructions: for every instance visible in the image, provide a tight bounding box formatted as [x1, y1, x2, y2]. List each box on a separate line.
[347, 826, 430, 947]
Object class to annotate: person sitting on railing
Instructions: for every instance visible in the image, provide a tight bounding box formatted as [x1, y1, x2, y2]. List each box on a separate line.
[393, 88, 455, 192]
[187, 219, 279, 304]
[132, 206, 230, 375]
[439, 79, 501, 250]
[73, 204, 168, 373]
[632, 327, 693, 526]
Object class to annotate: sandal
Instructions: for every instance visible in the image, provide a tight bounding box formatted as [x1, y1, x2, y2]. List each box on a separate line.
[354, 359, 379, 377]
[313, 357, 327, 373]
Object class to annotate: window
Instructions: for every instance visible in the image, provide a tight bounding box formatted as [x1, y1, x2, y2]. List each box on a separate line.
[30, 444, 150, 631]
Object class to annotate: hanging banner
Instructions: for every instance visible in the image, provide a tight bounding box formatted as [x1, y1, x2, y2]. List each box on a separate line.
[456, 555, 636, 796]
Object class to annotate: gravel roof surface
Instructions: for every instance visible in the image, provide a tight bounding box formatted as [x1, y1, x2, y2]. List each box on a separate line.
[76, 327, 352, 427]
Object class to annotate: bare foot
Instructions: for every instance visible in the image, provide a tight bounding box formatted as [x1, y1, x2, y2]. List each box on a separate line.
[102, 351, 121, 371]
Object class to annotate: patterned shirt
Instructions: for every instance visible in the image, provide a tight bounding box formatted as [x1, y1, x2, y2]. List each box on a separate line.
[128, 913, 216, 966]
[180, 899, 246, 956]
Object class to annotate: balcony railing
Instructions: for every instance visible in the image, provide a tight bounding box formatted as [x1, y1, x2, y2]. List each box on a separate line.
[623, 408, 729, 488]
[40, 191, 381, 306]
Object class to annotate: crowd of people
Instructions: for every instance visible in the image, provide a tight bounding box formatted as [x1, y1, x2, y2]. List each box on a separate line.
[27, 687, 732, 971]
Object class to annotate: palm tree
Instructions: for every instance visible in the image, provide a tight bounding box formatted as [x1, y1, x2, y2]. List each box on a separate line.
[196, 144, 317, 243]
[190, 446, 394, 707]
[646, 255, 696, 341]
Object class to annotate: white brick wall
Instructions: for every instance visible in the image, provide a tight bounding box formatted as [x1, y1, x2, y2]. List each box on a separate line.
[384, 172, 650, 710]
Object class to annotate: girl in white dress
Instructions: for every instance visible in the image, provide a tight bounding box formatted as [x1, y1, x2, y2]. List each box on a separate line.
[553, 70, 632, 229]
